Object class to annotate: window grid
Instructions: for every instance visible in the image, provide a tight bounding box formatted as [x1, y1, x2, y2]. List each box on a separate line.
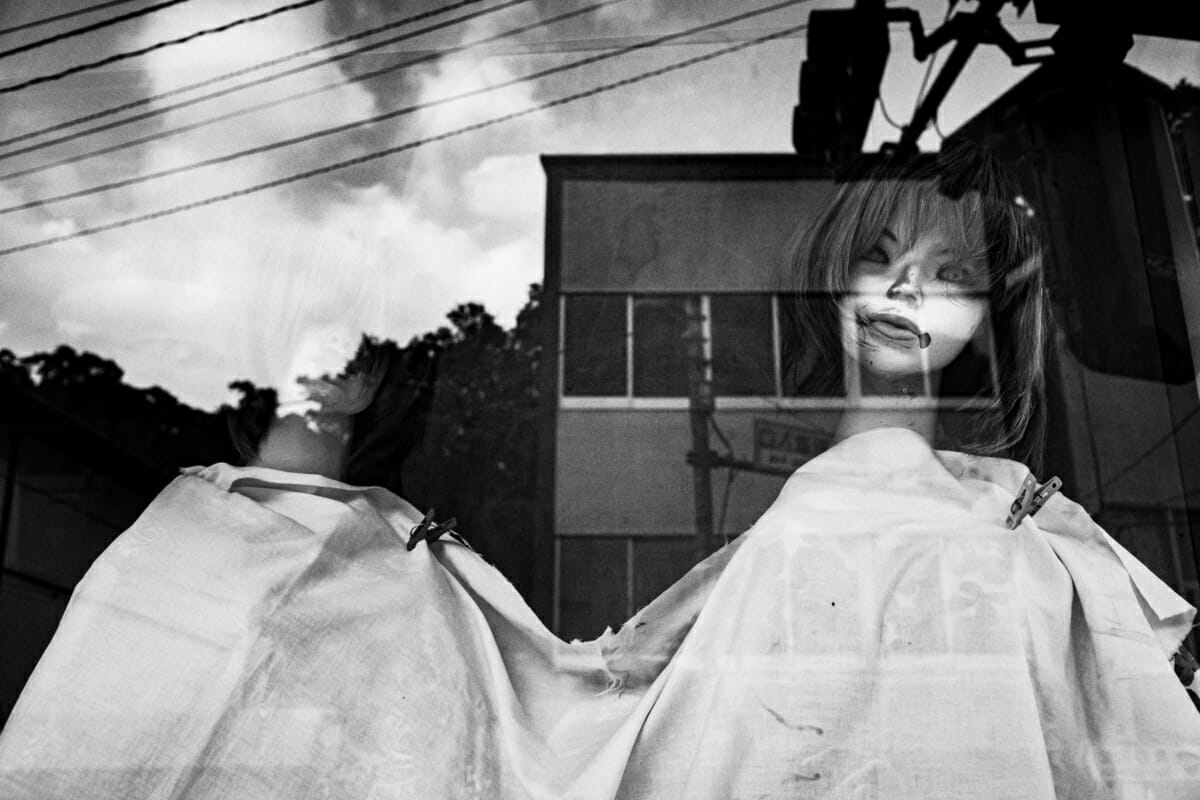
[771, 294, 783, 397]
[553, 535, 700, 638]
[625, 295, 634, 400]
[558, 291, 996, 409]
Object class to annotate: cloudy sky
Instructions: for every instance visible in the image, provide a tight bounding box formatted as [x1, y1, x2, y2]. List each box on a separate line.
[0, 0, 1196, 409]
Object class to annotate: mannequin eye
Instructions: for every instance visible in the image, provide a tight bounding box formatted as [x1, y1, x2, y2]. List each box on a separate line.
[860, 244, 890, 263]
[937, 264, 976, 284]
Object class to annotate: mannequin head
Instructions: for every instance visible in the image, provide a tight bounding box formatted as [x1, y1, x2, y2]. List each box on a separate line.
[836, 192, 992, 391]
[786, 139, 1050, 467]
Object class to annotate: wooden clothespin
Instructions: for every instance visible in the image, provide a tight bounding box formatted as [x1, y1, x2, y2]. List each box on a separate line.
[1005, 474, 1062, 530]
[406, 508, 459, 551]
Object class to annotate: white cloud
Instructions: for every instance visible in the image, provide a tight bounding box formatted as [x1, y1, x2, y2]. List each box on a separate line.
[4, 0, 1196, 418]
[464, 154, 543, 224]
[321, 183, 540, 337]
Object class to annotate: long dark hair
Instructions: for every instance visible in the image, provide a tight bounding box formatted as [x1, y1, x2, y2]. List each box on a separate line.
[783, 138, 1051, 470]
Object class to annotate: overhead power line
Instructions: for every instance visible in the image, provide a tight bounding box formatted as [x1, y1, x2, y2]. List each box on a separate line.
[0, 0, 491, 151]
[0, 12, 809, 258]
[0, 0, 328, 96]
[0, 0, 143, 38]
[876, 96, 903, 131]
[0, 0, 605, 196]
[0, 0, 195, 61]
[0, 0, 804, 216]
[3, 25, 812, 186]
[909, 2, 952, 142]
[0, 0, 520, 162]
[4, 0, 719, 184]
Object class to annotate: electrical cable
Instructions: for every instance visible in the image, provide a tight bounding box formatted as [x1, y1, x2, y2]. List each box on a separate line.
[0, 1, 808, 217]
[0, 0, 143, 39]
[709, 416, 734, 454]
[0, 0, 513, 160]
[876, 96, 903, 131]
[0, 0, 590, 208]
[1099, 405, 1200, 494]
[0, 0, 490, 152]
[909, 4, 952, 142]
[708, 416, 737, 543]
[0, 0, 575, 182]
[1, 24, 810, 182]
[0, 17, 808, 258]
[717, 465, 737, 544]
[1, 27, 812, 184]
[0, 0, 328, 96]
[912, 6, 952, 113]
[0, 0, 194, 61]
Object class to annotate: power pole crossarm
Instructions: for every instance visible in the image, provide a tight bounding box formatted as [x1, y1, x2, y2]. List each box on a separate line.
[898, 0, 1006, 155]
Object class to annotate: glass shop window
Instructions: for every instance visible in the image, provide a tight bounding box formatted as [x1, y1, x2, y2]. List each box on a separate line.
[632, 295, 695, 397]
[710, 294, 776, 396]
[562, 294, 627, 396]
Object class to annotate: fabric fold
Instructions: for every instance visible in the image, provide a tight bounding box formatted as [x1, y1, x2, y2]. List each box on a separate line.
[2, 429, 1198, 799]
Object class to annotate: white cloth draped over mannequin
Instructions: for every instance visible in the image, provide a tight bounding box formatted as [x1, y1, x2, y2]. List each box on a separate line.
[2, 427, 1199, 799]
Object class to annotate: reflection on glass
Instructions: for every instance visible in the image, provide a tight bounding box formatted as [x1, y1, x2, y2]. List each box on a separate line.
[784, 140, 1046, 466]
[562, 294, 626, 396]
[710, 294, 775, 396]
[632, 295, 693, 397]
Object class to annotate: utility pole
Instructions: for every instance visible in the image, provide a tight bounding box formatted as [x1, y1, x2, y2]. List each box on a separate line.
[683, 299, 798, 560]
[896, 0, 1052, 155]
[683, 296, 715, 562]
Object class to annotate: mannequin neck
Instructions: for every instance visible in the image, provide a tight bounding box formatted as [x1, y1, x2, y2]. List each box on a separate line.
[833, 370, 941, 446]
[252, 412, 354, 480]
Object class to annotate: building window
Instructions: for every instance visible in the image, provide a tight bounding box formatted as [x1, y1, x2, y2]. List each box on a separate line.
[563, 294, 627, 396]
[710, 293, 776, 396]
[632, 295, 695, 397]
[561, 293, 806, 400]
[555, 535, 699, 639]
[556, 537, 629, 640]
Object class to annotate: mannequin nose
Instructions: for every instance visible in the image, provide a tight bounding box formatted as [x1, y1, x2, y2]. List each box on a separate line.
[886, 265, 922, 306]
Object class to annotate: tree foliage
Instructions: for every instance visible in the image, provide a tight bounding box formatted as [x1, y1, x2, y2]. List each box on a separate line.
[4, 345, 236, 472]
[401, 285, 546, 594]
[3, 285, 547, 592]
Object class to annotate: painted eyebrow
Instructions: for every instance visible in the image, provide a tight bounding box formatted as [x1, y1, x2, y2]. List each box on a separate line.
[881, 228, 898, 241]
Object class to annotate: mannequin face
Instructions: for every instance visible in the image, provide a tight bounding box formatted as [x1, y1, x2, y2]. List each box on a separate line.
[838, 221, 989, 385]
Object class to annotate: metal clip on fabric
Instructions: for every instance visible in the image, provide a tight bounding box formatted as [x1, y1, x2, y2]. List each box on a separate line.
[406, 508, 460, 551]
[1004, 474, 1062, 530]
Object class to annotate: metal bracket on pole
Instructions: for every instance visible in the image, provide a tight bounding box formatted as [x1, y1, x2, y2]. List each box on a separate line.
[887, 0, 1054, 156]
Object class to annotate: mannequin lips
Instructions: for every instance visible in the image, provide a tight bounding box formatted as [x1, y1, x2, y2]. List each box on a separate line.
[860, 311, 924, 346]
[869, 312, 921, 336]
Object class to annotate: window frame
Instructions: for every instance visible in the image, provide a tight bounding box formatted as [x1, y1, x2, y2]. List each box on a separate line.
[558, 291, 995, 410]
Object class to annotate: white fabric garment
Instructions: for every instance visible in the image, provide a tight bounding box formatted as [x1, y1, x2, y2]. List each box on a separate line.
[1, 426, 1199, 798]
